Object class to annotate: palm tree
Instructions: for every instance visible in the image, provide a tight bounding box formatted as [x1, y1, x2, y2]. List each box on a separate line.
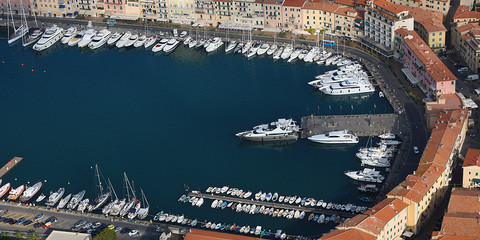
[27, 232, 39, 240]
[15, 232, 24, 239]
[1, 232, 12, 238]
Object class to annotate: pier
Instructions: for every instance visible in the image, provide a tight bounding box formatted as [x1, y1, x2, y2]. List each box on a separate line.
[0, 157, 23, 178]
[300, 114, 405, 138]
[187, 192, 356, 218]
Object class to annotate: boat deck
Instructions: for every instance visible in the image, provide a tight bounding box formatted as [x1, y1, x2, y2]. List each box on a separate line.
[187, 191, 356, 218]
[0, 157, 23, 178]
[301, 114, 404, 138]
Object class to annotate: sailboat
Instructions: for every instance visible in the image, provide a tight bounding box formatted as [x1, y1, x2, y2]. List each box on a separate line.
[136, 188, 149, 219]
[7, 0, 28, 44]
[87, 164, 111, 212]
[225, 29, 236, 53]
[21, 5, 43, 47]
[102, 178, 119, 215]
[119, 173, 137, 217]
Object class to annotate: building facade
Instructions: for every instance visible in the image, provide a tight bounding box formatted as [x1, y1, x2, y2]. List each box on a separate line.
[195, 0, 216, 26]
[263, 0, 283, 29]
[167, 0, 195, 24]
[386, 0, 450, 15]
[279, 0, 305, 32]
[451, 22, 480, 73]
[462, 148, 480, 188]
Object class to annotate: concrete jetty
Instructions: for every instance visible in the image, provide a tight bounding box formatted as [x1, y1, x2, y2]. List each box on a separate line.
[301, 114, 405, 138]
[187, 192, 357, 218]
[0, 157, 23, 178]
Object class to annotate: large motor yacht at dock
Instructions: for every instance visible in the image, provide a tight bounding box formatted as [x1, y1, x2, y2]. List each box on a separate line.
[308, 129, 359, 144]
[319, 79, 375, 96]
[344, 168, 385, 183]
[236, 119, 300, 142]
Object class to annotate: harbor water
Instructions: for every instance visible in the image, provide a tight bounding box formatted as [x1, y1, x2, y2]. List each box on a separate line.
[0, 32, 392, 236]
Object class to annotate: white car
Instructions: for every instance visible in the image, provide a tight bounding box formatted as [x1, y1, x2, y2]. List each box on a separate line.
[128, 229, 140, 236]
[413, 146, 419, 154]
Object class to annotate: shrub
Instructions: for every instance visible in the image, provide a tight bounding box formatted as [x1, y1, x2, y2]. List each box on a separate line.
[93, 229, 118, 240]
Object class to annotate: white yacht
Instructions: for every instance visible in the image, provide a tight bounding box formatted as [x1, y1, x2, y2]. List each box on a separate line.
[152, 38, 169, 52]
[267, 44, 277, 55]
[134, 35, 147, 48]
[77, 29, 96, 48]
[88, 29, 111, 50]
[287, 47, 302, 62]
[225, 40, 237, 53]
[246, 42, 260, 58]
[22, 29, 44, 47]
[67, 190, 85, 209]
[45, 187, 65, 207]
[319, 79, 375, 95]
[379, 132, 396, 139]
[298, 49, 309, 60]
[273, 46, 284, 60]
[116, 31, 131, 48]
[189, 38, 198, 48]
[124, 34, 138, 47]
[61, 27, 77, 44]
[344, 168, 385, 183]
[315, 64, 363, 79]
[304, 47, 319, 63]
[107, 32, 123, 45]
[19, 182, 42, 203]
[68, 30, 85, 46]
[361, 158, 391, 168]
[183, 36, 192, 45]
[33, 25, 64, 51]
[144, 36, 157, 48]
[242, 41, 252, 54]
[236, 118, 300, 142]
[163, 38, 180, 53]
[57, 194, 72, 209]
[308, 130, 359, 144]
[205, 37, 223, 53]
[281, 45, 293, 59]
[309, 73, 368, 89]
[257, 43, 269, 55]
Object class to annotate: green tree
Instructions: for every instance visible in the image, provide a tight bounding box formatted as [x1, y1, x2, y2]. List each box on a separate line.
[93, 229, 117, 240]
[14, 233, 24, 239]
[27, 233, 39, 240]
[1, 232, 11, 238]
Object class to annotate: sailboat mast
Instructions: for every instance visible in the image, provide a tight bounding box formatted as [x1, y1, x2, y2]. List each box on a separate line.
[108, 178, 118, 200]
[94, 164, 104, 195]
[124, 172, 131, 201]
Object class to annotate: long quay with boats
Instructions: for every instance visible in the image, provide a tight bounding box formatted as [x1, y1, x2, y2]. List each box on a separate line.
[301, 114, 405, 138]
[186, 191, 356, 218]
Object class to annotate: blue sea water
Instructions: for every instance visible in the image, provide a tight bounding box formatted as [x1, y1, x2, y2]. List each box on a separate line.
[0, 34, 392, 236]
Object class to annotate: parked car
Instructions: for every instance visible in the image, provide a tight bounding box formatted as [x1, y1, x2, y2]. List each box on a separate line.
[128, 229, 140, 236]
[33, 213, 44, 222]
[45, 216, 57, 223]
[22, 220, 33, 226]
[92, 222, 102, 229]
[74, 220, 86, 229]
[33, 222, 44, 228]
[16, 217, 27, 225]
[43, 222, 52, 229]
[81, 222, 93, 229]
[466, 74, 479, 81]
[458, 66, 469, 72]
[114, 226, 122, 232]
[413, 146, 420, 154]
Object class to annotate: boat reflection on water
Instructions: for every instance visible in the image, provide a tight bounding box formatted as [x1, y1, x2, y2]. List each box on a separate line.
[34, 42, 66, 59]
[238, 140, 296, 151]
[307, 141, 357, 151]
[310, 90, 374, 103]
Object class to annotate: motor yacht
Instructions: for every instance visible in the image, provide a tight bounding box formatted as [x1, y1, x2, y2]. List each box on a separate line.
[68, 30, 85, 46]
[46, 187, 65, 206]
[88, 29, 111, 50]
[233, 42, 243, 53]
[242, 42, 252, 54]
[61, 27, 77, 44]
[109, 198, 126, 216]
[319, 79, 375, 95]
[57, 194, 72, 209]
[77, 28, 96, 48]
[144, 36, 157, 48]
[183, 36, 192, 45]
[107, 32, 123, 45]
[344, 168, 384, 183]
[188, 38, 197, 48]
[225, 40, 237, 53]
[287, 47, 302, 62]
[280, 45, 293, 59]
[124, 34, 138, 47]
[379, 132, 396, 139]
[266, 44, 277, 55]
[77, 198, 90, 212]
[308, 130, 359, 144]
[257, 43, 269, 55]
[246, 42, 260, 58]
[7, 185, 25, 200]
[134, 35, 147, 48]
[273, 46, 284, 60]
[163, 38, 180, 53]
[116, 31, 131, 48]
[22, 28, 44, 47]
[361, 158, 391, 168]
[298, 49, 309, 60]
[67, 190, 85, 209]
[236, 118, 300, 142]
[33, 25, 64, 51]
[304, 47, 319, 63]
[205, 37, 223, 53]
[0, 183, 11, 198]
[357, 184, 379, 193]
[19, 182, 42, 203]
[152, 38, 169, 52]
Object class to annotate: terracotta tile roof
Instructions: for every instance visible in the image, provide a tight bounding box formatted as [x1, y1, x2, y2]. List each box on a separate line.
[426, 94, 464, 116]
[447, 188, 480, 213]
[185, 229, 263, 240]
[455, 22, 480, 34]
[403, 6, 446, 32]
[213, 0, 233, 2]
[334, 0, 354, 7]
[355, 0, 368, 6]
[319, 229, 376, 240]
[396, 29, 456, 83]
[372, 0, 408, 15]
[463, 149, 480, 168]
[454, 5, 480, 21]
[303, 0, 360, 18]
[263, 0, 283, 4]
[282, 0, 305, 7]
[433, 236, 478, 240]
[438, 213, 480, 238]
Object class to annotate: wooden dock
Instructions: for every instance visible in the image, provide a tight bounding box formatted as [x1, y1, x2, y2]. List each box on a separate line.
[187, 192, 356, 218]
[301, 114, 405, 138]
[0, 157, 23, 178]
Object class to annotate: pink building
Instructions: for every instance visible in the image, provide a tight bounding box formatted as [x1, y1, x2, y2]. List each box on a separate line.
[104, 0, 125, 16]
[396, 29, 456, 97]
[263, 0, 283, 30]
[0, 0, 31, 15]
[280, 0, 305, 32]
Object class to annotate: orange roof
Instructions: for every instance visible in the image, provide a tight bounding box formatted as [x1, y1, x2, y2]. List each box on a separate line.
[438, 213, 480, 238]
[355, 0, 368, 6]
[334, 0, 354, 7]
[185, 229, 263, 240]
[372, 0, 408, 15]
[447, 188, 480, 213]
[282, 0, 305, 7]
[455, 22, 480, 34]
[396, 29, 456, 83]
[454, 5, 480, 21]
[403, 6, 446, 33]
[263, 0, 283, 4]
[303, 0, 360, 18]
[319, 229, 375, 240]
[463, 148, 480, 168]
[426, 94, 463, 116]
[433, 236, 478, 240]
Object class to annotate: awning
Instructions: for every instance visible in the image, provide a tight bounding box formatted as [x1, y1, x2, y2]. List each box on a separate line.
[402, 68, 419, 85]
[110, 14, 139, 21]
[473, 178, 480, 183]
[464, 98, 478, 109]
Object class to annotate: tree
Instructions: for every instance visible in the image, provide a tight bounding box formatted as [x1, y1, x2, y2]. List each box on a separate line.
[1, 232, 12, 238]
[14, 232, 24, 239]
[93, 229, 117, 240]
[27, 232, 39, 240]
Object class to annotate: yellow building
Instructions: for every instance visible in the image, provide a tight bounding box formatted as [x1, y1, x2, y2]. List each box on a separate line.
[301, 0, 362, 40]
[386, 0, 450, 16]
[195, 0, 216, 26]
[140, 0, 158, 20]
[213, 0, 233, 26]
[126, 0, 141, 17]
[403, 6, 446, 49]
[451, 22, 480, 73]
[167, 0, 195, 24]
[462, 148, 480, 188]
[453, 5, 480, 27]
[232, 0, 264, 29]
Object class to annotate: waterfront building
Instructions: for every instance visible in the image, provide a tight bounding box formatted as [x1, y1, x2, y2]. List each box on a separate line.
[279, 0, 305, 32]
[140, 0, 158, 20]
[77, 0, 101, 16]
[425, 93, 463, 129]
[0, 0, 32, 15]
[167, 0, 195, 24]
[451, 22, 480, 73]
[301, 0, 363, 40]
[263, 0, 283, 30]
[452, 5, 480, 27]
[158, 0, 167, 21]
[395, 29, 456, 97]
[104, 0, 126, 18]
[320, 198, 409, 240]
[384, 0, 450, 16]
[232, 0, 264, 29]
[213, 0, 234, 26]
[195, 0, 216, 26]
[431, 188, 480, 239]
[387, 109, 468, 234]
[462, 148, 480, 188]
[402, 6, 446, 49]
[362, 0, 414, 58]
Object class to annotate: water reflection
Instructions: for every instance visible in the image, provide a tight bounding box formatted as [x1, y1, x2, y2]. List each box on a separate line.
[237, 140, 296, 151]
[34, 42, 67, 59]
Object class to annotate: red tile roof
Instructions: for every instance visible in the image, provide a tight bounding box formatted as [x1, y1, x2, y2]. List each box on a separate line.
[372, 0, 408, 15]
[282, 0, 305, 8]
[334, 0, 354, 7]
[402, 6, 446, 32]
[185, 229, 263, 240]
[263, 0, 283, 4]
[454, 5, 480, 21]
[463, 148, 480, 168]
[319, 229, 376, 240]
